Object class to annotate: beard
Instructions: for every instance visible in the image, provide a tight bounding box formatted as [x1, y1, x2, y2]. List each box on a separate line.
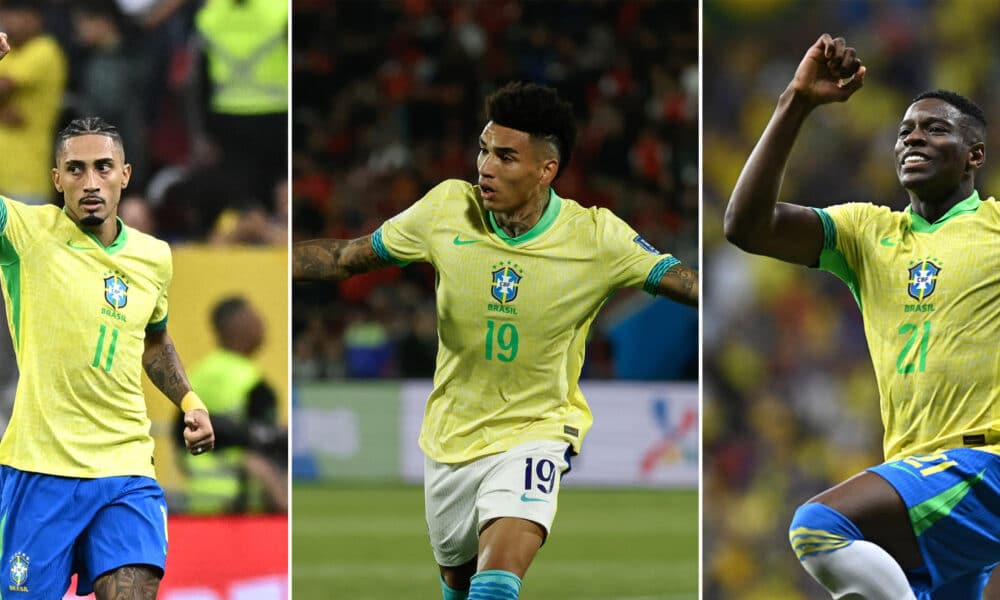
[79, 214, 105, 226]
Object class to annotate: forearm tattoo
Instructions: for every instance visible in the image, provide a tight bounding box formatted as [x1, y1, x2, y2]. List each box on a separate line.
[292, 236, 387, 281]
[93, 565, 161, 600]
[657, 264, 699, 307]
[143, 338, 191, 403]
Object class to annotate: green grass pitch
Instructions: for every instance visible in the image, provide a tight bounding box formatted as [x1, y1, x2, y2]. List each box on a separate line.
[292, 483, 698, 599]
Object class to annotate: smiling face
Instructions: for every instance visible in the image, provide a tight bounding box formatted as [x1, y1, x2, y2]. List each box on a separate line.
[52, 134, 131, 240]
[476, 121, 558, 215]
[894, 98, 983, 199]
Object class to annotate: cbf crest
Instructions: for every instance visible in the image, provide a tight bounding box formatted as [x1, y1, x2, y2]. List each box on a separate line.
[9, 552, 28, 591]
[491, 262, 523, 304]
[104, 273, 129, 310]
[907, 259, 941, 301]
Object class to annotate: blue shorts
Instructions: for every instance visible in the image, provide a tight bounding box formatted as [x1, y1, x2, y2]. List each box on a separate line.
[869, 448, 1000, 598]
[0, 467, 168, 597]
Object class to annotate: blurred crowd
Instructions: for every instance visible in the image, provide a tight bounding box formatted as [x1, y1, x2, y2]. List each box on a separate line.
[0, 0, 288, 513]
[291, 0, 699, 381]
[703, 0, 1000, 597]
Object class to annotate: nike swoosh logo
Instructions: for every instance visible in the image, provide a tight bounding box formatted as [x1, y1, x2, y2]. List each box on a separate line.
[880, 237, 898, 247]
[520, 493, 549, 503]
[66, 240, 95, 250]
[453, 235, 480, 246]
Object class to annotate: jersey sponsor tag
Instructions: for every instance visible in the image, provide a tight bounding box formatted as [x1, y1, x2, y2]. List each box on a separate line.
[633, 235, 660, 255]
[563, 425, 579, 438]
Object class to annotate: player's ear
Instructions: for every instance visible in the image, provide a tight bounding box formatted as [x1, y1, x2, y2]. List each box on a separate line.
[539, 158, 558, 186]
[122, 163, 132, 189]
[968, 142, 986, 172]
[52, 167, 62, 193]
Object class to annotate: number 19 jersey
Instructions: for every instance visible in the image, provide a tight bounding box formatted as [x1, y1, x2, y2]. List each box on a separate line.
[0, 196, 171, 478]
[814, 191, 1000, 461]
[374, 179, 681, 463]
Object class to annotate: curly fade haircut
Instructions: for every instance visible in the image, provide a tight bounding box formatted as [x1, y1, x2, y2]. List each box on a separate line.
[485, 82, 577, 179]
[912, 89, 987, 143]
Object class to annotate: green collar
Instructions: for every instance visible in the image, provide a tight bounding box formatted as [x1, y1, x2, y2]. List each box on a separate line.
[907, 190, 980, 233]
[488, 188, 562, 246]
[64, 208, 129, 254]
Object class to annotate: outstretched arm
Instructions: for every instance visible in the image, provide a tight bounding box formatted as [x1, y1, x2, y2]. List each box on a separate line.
[656, 263, 698, 307]
[144, 328, 214, 455]
[724, 34, 865, 266]
[292, 234, 390, 281]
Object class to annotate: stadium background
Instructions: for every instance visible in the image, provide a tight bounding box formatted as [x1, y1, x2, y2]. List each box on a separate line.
[703, 1, 1000, 598]
[0, 2, 287, 598]
[290, 1, 698, 599]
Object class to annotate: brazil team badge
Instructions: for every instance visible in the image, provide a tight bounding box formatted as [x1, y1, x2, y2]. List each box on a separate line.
[104, 275, 129, 310]
[491, 262, 522, 304]
[9, 552, 28, 591]
[907, 259, 941, 301]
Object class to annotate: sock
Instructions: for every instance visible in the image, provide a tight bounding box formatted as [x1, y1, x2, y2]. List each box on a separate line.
[468, 570, 522, 600]
[441, 576, 469, 600]
[790, 502, 916, 599]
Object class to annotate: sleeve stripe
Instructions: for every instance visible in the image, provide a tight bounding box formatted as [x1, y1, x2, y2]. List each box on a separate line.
[643, 256, 681, 295]
[0, 196, 7, 234]
[371, 226, 409, 267]
[811, 207, 837, 250]
[146, 316, 168, 332]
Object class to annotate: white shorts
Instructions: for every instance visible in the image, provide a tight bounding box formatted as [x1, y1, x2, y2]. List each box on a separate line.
[424, 440, 572, 567]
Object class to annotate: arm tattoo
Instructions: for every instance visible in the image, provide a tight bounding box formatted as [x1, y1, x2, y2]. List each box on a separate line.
[292, 235, 389, 281]
[93, 565, 161, 600]
[656, 264, 699, 307]
[143, 333, 192, 405]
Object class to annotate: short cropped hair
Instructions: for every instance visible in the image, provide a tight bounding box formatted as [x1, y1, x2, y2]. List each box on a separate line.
[912, 89, 986, 142]
[55, 116, 124, 161]
[211, 296, 249, 337]
[485, 82, 577, 179]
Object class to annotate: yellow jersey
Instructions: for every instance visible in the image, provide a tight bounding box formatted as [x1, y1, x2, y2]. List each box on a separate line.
[0, 196, 171, 478]
[374, 179, 681, 463]
[815, 191, 1000, 461]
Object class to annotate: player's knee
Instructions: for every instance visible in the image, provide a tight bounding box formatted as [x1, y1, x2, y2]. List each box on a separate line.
[93, 564, 162, 600]
[440, 558, 476, 592]
[788, 502, 864, 562]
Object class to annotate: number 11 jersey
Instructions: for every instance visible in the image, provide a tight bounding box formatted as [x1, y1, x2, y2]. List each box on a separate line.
[0, 196, 171, 478]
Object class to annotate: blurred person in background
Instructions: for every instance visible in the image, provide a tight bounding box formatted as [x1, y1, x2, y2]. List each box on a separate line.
[70, 0, 150, 191]
[208, 177, 289, 245]
[187, 0, 287, 215]
[178, 295, 286, 514]
[295, 81, 697, 600]
[725, 33, 998, 600]
[0, 0, 66, 205]
[118, 192, 157, 234]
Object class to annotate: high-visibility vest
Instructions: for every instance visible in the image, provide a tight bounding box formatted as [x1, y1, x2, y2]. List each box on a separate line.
[184, 349, 262, 513]
[195, 0, 288, 115]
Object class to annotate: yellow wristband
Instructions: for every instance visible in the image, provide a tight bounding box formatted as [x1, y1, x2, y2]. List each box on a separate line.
[180, 391, 207, 412]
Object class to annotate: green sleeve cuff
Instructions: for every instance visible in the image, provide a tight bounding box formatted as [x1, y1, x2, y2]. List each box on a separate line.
[372, 226, 410, 267]
[643, 256, 681, 295]
[146, 315, 168, 332]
